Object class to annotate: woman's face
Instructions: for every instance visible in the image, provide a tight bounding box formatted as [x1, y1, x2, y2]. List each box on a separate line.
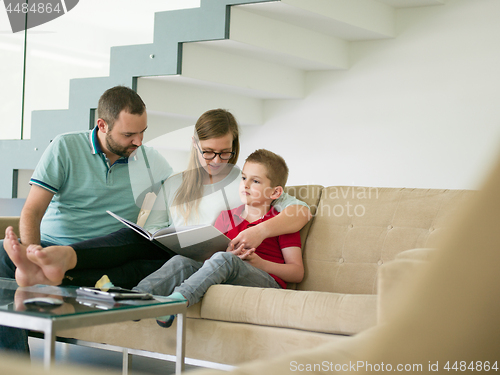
[195, 133, 234, 178]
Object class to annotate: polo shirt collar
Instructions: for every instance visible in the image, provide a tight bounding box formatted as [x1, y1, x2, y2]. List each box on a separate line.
[89, 126, 102, 155]
[88, 126, 129, 164]
[230, 205, 279, 226]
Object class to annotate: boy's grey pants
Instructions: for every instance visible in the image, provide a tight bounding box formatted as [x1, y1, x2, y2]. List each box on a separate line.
[134, 252, 281, 306]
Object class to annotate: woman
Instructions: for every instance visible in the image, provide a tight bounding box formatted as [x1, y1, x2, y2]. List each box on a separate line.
[146, 109, 308, 237]
[5, 109, 311, 289]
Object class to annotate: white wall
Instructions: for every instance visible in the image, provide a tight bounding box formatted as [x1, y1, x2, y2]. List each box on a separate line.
[0, 0, 200, 140]
[5, 0, 500, 193]
[239, 0, 500, 190]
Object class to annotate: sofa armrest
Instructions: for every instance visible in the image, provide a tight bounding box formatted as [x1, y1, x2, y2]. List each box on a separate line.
[377, 248, 439, 324]
[377, 247, 436, 325]
[0, 217, 20, 236]
[395, 247, 437, 261]
[377, 258, 427, 325]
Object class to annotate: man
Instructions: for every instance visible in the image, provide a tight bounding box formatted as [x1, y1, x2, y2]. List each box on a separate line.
[0, 86, 173, 352]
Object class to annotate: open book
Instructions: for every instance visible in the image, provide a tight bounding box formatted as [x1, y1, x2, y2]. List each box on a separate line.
[107, 211, 230, 262]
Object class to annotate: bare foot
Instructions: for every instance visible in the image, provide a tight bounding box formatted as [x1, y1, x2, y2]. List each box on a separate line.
[3, 227, 54, 287]
[26, 244, 77, 285]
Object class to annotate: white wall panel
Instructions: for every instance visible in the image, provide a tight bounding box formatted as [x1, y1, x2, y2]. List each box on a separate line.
[240, 0, 500, 190]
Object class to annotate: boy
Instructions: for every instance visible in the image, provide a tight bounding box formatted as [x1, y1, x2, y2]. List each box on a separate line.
[133, 149, 304, 326]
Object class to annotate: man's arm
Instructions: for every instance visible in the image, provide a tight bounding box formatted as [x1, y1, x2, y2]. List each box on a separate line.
[230, 204, 311, 250]
[239, 246, 304, 284]
[19, 185, 54, 245]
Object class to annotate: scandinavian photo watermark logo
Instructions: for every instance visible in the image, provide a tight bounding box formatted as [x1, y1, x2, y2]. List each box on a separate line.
[3, 0, 79, 33]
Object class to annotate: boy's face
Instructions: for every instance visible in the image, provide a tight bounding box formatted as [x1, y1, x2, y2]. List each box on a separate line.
[240, 162, 280, 206]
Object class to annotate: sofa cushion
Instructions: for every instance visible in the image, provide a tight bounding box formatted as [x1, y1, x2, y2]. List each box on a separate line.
[0, 217, 20, 235]
[200, 284, 377, 335]
[298, 187, 474, 295]
[283, 185, 323, 289]
[187, 301, 202, 318]
[283, 185, 323, 247]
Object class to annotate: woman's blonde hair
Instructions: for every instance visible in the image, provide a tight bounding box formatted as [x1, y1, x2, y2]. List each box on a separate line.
[173, 109, 240, 223]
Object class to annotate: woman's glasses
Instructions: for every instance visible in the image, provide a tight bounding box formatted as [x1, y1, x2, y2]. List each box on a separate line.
[195, 143, 235, 160]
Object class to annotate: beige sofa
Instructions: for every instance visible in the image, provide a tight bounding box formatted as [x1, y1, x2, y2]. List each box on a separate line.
[192, 154, 500, 375]
[0, 185, 474, 367]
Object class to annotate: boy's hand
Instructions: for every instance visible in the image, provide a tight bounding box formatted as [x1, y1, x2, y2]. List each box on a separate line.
[230, 225, 266, 251]
[226, 242, 256, 257]
[238, 249, 260, 265]
[226, 243, 240, 255]
[225, 243, 235, 253]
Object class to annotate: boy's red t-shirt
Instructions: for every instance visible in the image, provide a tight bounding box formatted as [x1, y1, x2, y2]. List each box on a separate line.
[214, 205, 302, 288]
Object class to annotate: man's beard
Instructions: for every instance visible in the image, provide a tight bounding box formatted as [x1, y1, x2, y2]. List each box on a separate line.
[105, 132, 137, 158]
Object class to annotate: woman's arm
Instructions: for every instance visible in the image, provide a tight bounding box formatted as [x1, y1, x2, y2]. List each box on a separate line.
[240, 246, 304, 284]
[231, 204, 311, 250]
[143, 173, 185, 231]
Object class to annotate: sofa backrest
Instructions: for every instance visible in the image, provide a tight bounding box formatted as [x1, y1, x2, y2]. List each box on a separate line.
[286, 186, 475, 295]
[283, 185, 324, 247]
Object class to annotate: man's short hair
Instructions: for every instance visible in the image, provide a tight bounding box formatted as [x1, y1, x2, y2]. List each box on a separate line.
[245, 149, 289, 188]
[97, 86, 146, 129]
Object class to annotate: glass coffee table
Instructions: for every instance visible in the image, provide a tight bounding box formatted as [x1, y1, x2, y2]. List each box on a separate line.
[0, 277, 187, 374]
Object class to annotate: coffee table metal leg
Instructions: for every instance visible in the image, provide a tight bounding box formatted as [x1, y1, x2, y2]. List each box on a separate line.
[176, 312, 186, 375]
[122, 348, 132, 375]
[44, 325, 56, 370]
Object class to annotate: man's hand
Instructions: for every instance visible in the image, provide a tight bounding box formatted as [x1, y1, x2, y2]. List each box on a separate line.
[230, 225, 267, 251]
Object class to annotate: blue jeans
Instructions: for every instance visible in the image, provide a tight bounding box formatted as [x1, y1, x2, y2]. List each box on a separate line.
[134, 252, 281, 306]
[0, 230, 171, 353]
[66, 228, 172, 289]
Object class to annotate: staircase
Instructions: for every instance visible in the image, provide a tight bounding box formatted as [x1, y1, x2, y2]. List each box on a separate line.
[0, 0, 445, 198]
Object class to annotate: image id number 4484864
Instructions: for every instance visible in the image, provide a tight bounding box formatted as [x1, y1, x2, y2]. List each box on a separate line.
[5, 2, 63, 14]
[444, 361, 498, 371]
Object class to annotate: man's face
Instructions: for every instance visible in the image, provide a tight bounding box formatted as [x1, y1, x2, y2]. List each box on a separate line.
[105, 110, 147, 158]
[239, 162, 276, 206]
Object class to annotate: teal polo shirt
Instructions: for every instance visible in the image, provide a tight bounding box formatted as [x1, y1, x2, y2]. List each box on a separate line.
[30, 127, 172, 245]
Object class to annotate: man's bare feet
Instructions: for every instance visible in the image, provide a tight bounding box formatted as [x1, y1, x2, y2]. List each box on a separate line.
[3, 226, 54, 287]
[26, 244, 77, 286]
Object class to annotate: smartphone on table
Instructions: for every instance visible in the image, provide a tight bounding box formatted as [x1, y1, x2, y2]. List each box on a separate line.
[76, 287, 153, 301]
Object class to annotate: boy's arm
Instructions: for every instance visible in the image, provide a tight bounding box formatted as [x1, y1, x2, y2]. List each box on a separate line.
[240, 246, 304, 284]
[231, 204, 311, 250]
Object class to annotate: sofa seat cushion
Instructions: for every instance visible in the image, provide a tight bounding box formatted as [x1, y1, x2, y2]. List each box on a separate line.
[186, 301, 202, 318]
[199, 285, 377, 335]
